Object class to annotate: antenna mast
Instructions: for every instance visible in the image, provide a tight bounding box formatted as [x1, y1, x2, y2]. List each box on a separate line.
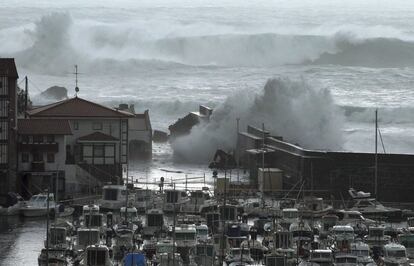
[74, 65, 79, 97]
[374, 109, 378, 197]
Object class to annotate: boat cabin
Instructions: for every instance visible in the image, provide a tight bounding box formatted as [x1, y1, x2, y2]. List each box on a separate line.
[156, 239, 176, 254]
[146, 209, 164, 227]
[194, 243, 215, 265]
[82, 204, 100, 215]
[76, 228, 100, 250]
[46, 226, 68, 247]
[84, 245, 112, 266]
[196, 224, 209, 240]
[163, 189, 189, 212]
[332, 225, 355, 241]
[309, 249, 333, 266]
[120, 206, 139, 223]
[383, 243, 409, 265]
[171, 224, 197, 248]
[99, 185, 128, 210]
[219, 205, 238, 221]
[334, 253, 358, 265]
[398, 233, 414, 258]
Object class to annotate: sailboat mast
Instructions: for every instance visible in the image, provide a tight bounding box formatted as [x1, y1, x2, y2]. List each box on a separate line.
[374, 109, 378, 197]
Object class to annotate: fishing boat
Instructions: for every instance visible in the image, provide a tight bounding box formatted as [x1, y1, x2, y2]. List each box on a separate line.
[142, 208, 167, 237]
[382, 243, 409, 265]
[364, 226, 390, 249]
[350, 241, 376, 266]
[196, 224, 210, 241]
[331, 225, 354, 252]
[153, 239, 183, 266]
[120, 206, 141, 226]
[348, 189, 402, 221]
[182, 189, 211, 213]
[163, 189, 190, 213]
[280, 208, 299, 230]
[38, 248, 68, 266]
[398, 232, 414, 259]
[134, 189, 155, 212]
[225, 247, 254, 265]
[295, 196, 333, 218]
[74, 228, 101, 251]
[194, 241, 216, 266]
[21, 193, 56, 217]
[301, 249, 333, 266]
[334, 253, 358, 266]
[98, 185, 131, 211]
[79, 245, 113, 266]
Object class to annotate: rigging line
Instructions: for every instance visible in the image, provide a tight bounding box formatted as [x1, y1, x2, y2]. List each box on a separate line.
[27, 78, 44, 93]
[378, 127, 386, 154]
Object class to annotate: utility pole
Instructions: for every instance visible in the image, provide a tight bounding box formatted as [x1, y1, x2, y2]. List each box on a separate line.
[24, 76, 28, 118]
[374, 109, 378, 197]
[236, 118, 240, 182]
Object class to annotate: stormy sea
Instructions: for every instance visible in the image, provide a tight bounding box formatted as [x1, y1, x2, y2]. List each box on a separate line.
[1, 0, 414, 264]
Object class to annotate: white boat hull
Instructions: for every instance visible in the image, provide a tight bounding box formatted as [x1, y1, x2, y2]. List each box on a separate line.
[22, 207, 50, 217]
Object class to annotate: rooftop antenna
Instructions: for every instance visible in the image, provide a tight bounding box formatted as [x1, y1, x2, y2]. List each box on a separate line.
[73, 65, 80, 97]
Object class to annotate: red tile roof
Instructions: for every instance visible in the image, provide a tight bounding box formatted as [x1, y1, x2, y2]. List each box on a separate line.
[0, 58, 18, 78]
[27, 97, 134, 118]
[78, 132, 118, 142]
[18, 119, 72, 135]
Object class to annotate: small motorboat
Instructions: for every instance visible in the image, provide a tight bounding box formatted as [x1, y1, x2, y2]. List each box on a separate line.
[21, 193, 56, 217]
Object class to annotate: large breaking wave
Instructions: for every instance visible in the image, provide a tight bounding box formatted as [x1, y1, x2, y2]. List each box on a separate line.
[3, 13, 414, 74]
[171, 77, 344, 162]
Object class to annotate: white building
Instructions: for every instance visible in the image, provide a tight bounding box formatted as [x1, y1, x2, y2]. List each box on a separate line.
[17, 96, 152, 199]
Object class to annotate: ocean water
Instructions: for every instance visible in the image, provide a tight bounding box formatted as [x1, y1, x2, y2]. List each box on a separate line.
[1, 1, 414, 262]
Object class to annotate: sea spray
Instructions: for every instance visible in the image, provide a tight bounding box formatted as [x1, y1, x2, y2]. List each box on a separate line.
[171, 77, 344, 162]
[7, 12, 414, 75]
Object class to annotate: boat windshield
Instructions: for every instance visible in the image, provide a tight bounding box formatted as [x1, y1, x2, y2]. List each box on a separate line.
[352, 249, 369, 257]
[157, 245, 174, 253]
[283, 211, 298, 219]
[103, 189, 119, 200]
[31, 195, 47, 202]
[312, 252, 332, 259]
[197, 228, 208, 236]
[87, 249, 107, 265]
[49, 228, 66, 245]
[147, 214, 164, 227]
[336, 257, 357, 263]
[369, 229, 384, 237]
[387, 250, 406, 258]
[400, 236, 414, 248]
[175, 232, 196, 240]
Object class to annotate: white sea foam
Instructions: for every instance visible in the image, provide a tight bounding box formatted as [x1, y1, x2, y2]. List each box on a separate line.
[171, 77, 344, 162]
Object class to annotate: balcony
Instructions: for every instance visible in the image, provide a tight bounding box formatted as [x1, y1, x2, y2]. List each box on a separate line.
[19, 143, 58, 153]
[31, 161, 45, 172]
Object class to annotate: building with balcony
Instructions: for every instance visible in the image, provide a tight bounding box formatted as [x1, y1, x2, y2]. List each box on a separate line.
[0, 58, 18, 194]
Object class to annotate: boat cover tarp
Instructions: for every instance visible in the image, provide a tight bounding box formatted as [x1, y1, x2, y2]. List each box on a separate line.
[123, 253, 145, 266]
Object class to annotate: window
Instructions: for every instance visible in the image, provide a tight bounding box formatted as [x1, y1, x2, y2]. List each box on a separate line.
[93, 145, 104, 157]
[32, 152, 43, 162]
[0, 121, 7, 140]
[0, 100, 8, 118]
[22, 153, 29, 163]
[92, 122, 102, 130]
[0, 78, 7, 96]
[73, 121, 79, 130]
[21, 135, 29, 143]
[0, 144, 7, 164]
[47, 153, 55, 163]
[33, 135, 43, 143]
[46, 135, 55, 143]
